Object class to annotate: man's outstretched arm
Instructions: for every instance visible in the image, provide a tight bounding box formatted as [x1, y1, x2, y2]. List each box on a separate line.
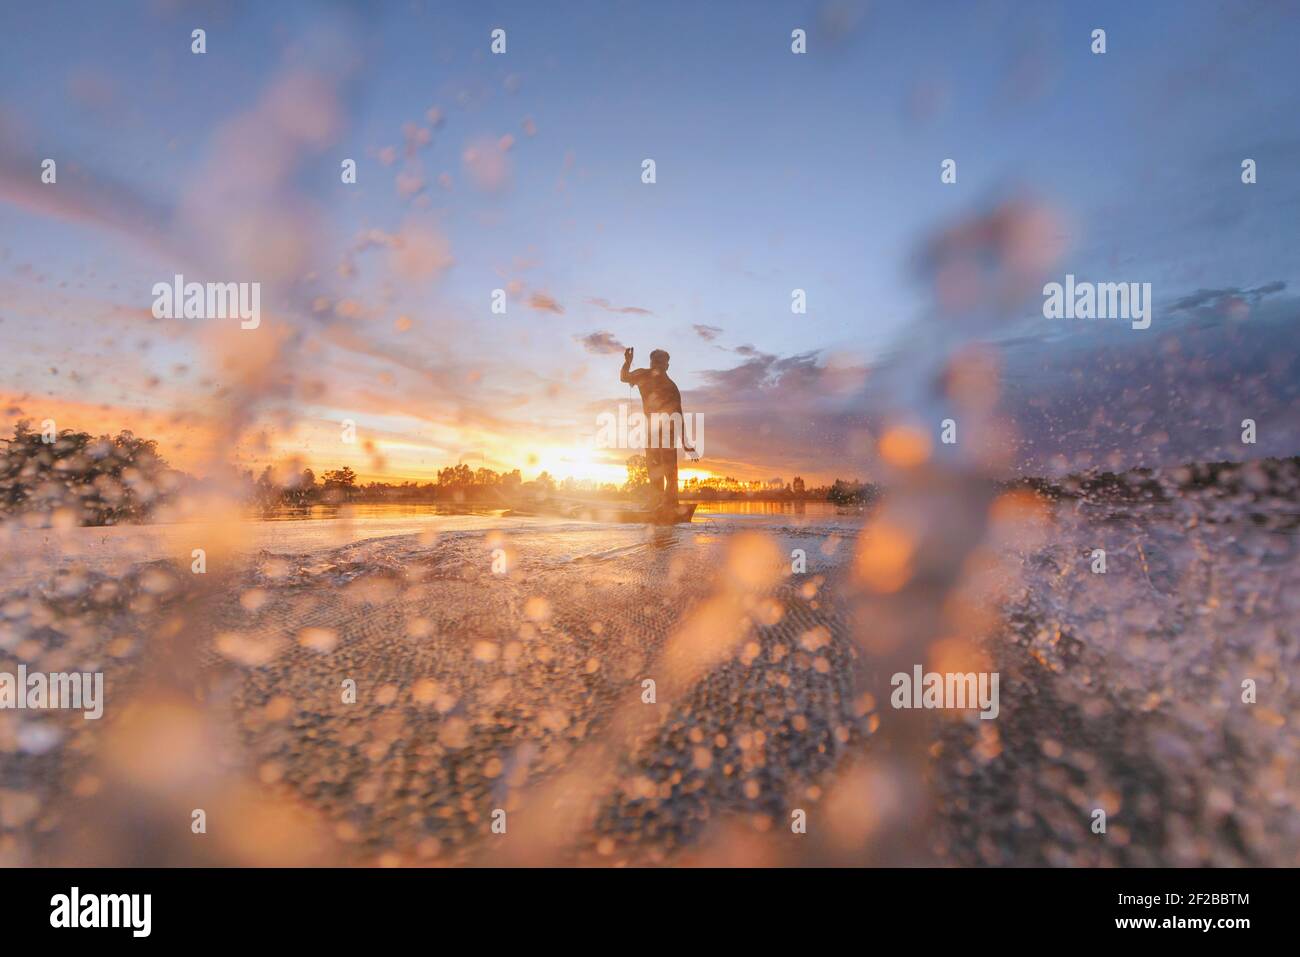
[620, 347, 635, 383]
[674, 392, 699, 458]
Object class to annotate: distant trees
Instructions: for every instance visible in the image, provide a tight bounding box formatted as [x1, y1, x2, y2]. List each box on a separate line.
[673, 470, 871, 503]
[0, 418, 884, 527]
[436, 463, 474, 488]
[624, 454, 649, 492]
[321, 467, 358, 502]
[286, 468, 316, 505]
[429, 463, 524, 503]
[250, 461, 524, 509]
[248, 459, 872, 508]
[321, 466, 356, 488]
[826, 479, 874, 505]
[0, 420, 181, 526]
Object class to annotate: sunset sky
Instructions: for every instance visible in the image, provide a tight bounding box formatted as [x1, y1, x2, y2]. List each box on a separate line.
[1, 0, 1297, 486]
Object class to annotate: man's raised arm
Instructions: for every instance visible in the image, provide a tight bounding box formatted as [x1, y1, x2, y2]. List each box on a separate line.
[620, 347, 635, 383]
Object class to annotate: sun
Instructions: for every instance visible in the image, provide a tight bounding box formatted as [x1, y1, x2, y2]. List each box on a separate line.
[533, 446, 626, 484]
[531, 446, 714, 486]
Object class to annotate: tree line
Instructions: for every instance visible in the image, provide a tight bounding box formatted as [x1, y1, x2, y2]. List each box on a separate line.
[0, 421, 876, 526]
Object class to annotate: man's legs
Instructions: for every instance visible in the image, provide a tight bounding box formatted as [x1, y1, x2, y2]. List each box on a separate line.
[661, 447, 679, 508]
[646, 416, 679, 510]
[645, 447, 666, 508]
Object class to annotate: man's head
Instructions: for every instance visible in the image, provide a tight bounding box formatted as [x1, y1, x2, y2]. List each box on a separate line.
[649, 349, 670, 370]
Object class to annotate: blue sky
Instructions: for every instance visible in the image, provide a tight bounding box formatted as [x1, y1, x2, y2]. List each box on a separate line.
[1, 0, 1297, 482]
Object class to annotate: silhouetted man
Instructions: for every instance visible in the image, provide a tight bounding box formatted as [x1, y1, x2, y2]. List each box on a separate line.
[620, 347, 697, 510]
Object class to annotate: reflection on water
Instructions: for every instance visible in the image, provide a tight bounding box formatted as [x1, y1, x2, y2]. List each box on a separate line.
[694, 500, 861, 521]
[258, 500, 864, 525]
[259, 503, 508, 522]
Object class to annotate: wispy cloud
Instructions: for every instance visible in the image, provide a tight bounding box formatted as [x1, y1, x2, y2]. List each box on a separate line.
[1169, 281, 1286, 314]
[574, 331, 626, 354]
[586, 297, 652, 316]
[529, 292, 565, 314]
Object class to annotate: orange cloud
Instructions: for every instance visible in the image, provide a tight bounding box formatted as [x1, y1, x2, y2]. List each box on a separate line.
[528, 292, 564, 314]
